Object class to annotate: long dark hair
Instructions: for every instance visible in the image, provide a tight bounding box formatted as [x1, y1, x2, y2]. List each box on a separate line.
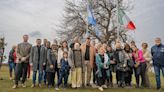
[61, 40, 69, 51]
[124, 43, 131, 53]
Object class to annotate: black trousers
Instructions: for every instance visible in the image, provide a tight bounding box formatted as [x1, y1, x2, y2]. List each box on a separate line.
[15, 62, 28, 85]
[116, 70, 126, 83]
[97, 69, 107, 86]
[55, 67, 60, 81]
[93, 66, 97, 84]
[125, 68, 133, 85]
[125, 71, 132, 85]
[47, 72, 55, 87]
[134, 62, 147, 87]
[107, 71, 113, 85]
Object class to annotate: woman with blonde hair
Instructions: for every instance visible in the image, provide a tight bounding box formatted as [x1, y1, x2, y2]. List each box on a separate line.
[96, 47, 110, 91]
[132, 45, 146, 88]
[8, 45, 17, 80]
[142, 42, 152, 87]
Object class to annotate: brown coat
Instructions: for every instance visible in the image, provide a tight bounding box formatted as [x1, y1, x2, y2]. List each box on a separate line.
[80, 43, 95, 68]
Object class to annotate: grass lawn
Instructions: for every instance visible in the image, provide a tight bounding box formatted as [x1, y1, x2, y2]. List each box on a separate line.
[0, 65, 164, 92]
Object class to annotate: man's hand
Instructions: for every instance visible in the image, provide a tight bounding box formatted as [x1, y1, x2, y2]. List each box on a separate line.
[30, 63, 33, 66]
[43, 63, 46, 66]
[21, 57, 26, 62]
[50, 65, 54, 69]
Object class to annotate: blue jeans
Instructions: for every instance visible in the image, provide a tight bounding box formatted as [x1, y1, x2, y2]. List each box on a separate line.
[43, 70, 46, 84]
[154, 65, 164, 88]
[9, 62, 15, 71]
[57, 71, 69, 88]
[33, 70, 43, 84]
[8, 62, 15, 77]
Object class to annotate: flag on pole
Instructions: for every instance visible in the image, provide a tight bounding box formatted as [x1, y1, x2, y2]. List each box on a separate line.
[95, 26, 102, 37]
[118, 9, 136, 30]
[87, 0, 96, 26]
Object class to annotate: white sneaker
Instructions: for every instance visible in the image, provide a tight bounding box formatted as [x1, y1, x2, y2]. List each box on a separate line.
[98, 87, 104, 91]
[38, 84, 42, 88]
[55, 88, 60, 91]
[22, 84, 26, 88]
[31, 84, 35, 88]
[102, 85, 108, 88]
[12, 85, 17, 89]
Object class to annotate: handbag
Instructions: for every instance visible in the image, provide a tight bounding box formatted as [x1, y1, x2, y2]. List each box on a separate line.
[116, 63, 129, 72]
[134, 61, 140, 68]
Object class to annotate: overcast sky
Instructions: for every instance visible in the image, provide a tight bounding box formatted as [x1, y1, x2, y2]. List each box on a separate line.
[0, 0, 164, 57]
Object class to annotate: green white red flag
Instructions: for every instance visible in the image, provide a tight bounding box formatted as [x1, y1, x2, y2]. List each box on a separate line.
[118, 9, 136, 30]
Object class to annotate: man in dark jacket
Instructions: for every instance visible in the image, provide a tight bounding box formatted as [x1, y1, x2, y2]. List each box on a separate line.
[151, 38, 164, 90]
[30, 39, 46, 88]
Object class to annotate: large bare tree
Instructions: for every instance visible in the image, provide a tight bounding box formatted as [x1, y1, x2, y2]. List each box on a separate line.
[56, 0, 134, 44]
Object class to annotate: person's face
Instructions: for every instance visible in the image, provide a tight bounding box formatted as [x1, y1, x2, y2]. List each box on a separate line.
[74, 43, 80, 50]
[131, 46, 137, 52]
[155, 38, 161, 46]
[23, 35, 28, 42]
[142, 43, 148, 49]
[62, 42, 67, 48]
[100, 49, 105, 55]
[44, 39, 47, 44]
[14, 47, 17, 51]
[63, 53, 68, 58]
[103, 44, 107, 49]
[86, 39, 90, 45]
[131, 42, 135, 46]
[125, 46, 130, 52]
[116, 43, 122, 49]
[52, 44, 57, 49]
[46, 42, 50, 48]
[92, 41, 95, 46]
[107, 46, 112, 52]
[36, 39, 42, 46]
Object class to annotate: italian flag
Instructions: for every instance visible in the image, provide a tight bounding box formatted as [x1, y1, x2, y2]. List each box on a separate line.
[118, 9, 136, 30]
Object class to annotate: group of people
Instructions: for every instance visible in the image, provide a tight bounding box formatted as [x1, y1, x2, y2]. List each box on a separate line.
[7, 34, 164, 91]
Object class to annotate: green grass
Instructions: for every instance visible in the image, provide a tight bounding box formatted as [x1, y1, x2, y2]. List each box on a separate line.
[0, 65, 164, 92]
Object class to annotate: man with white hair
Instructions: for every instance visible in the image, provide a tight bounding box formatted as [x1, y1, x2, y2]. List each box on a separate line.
[151, 37, 164, 90]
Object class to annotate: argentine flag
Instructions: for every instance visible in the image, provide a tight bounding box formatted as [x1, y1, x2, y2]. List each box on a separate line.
[87, 2, 96, 26]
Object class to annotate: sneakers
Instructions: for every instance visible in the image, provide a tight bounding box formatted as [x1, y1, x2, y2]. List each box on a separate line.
[86, 83, 91, 87]
[102, 85, 107, 89]
[55, 87, 60, 91]
[38, 84, 42, 88]
[12, 85, 17, 89]
[22, 84, 26, 88]
[10, 77, 13, 80]
[98, 87, 104, 91]
[31, 84, 35, 88]
[157, 87, 162, 91]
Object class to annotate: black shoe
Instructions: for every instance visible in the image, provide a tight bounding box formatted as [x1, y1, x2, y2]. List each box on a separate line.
[135, 85, 139, 88]
[86, 84, 91, 87]
[157, 87, 161, 90]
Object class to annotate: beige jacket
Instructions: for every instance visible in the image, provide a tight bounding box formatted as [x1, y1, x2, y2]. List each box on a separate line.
[80, 43, 95, 68]
[142, 49, 152, 62]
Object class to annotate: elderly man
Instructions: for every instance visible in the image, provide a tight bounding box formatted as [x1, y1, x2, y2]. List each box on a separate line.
[30, 39, 46, 88]
[13, 35, 32, 89]
[80, 37, 95, 87]
[151, 38, 164, 90]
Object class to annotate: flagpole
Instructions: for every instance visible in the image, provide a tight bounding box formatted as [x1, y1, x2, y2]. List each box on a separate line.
[116, 0, 120, 40]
